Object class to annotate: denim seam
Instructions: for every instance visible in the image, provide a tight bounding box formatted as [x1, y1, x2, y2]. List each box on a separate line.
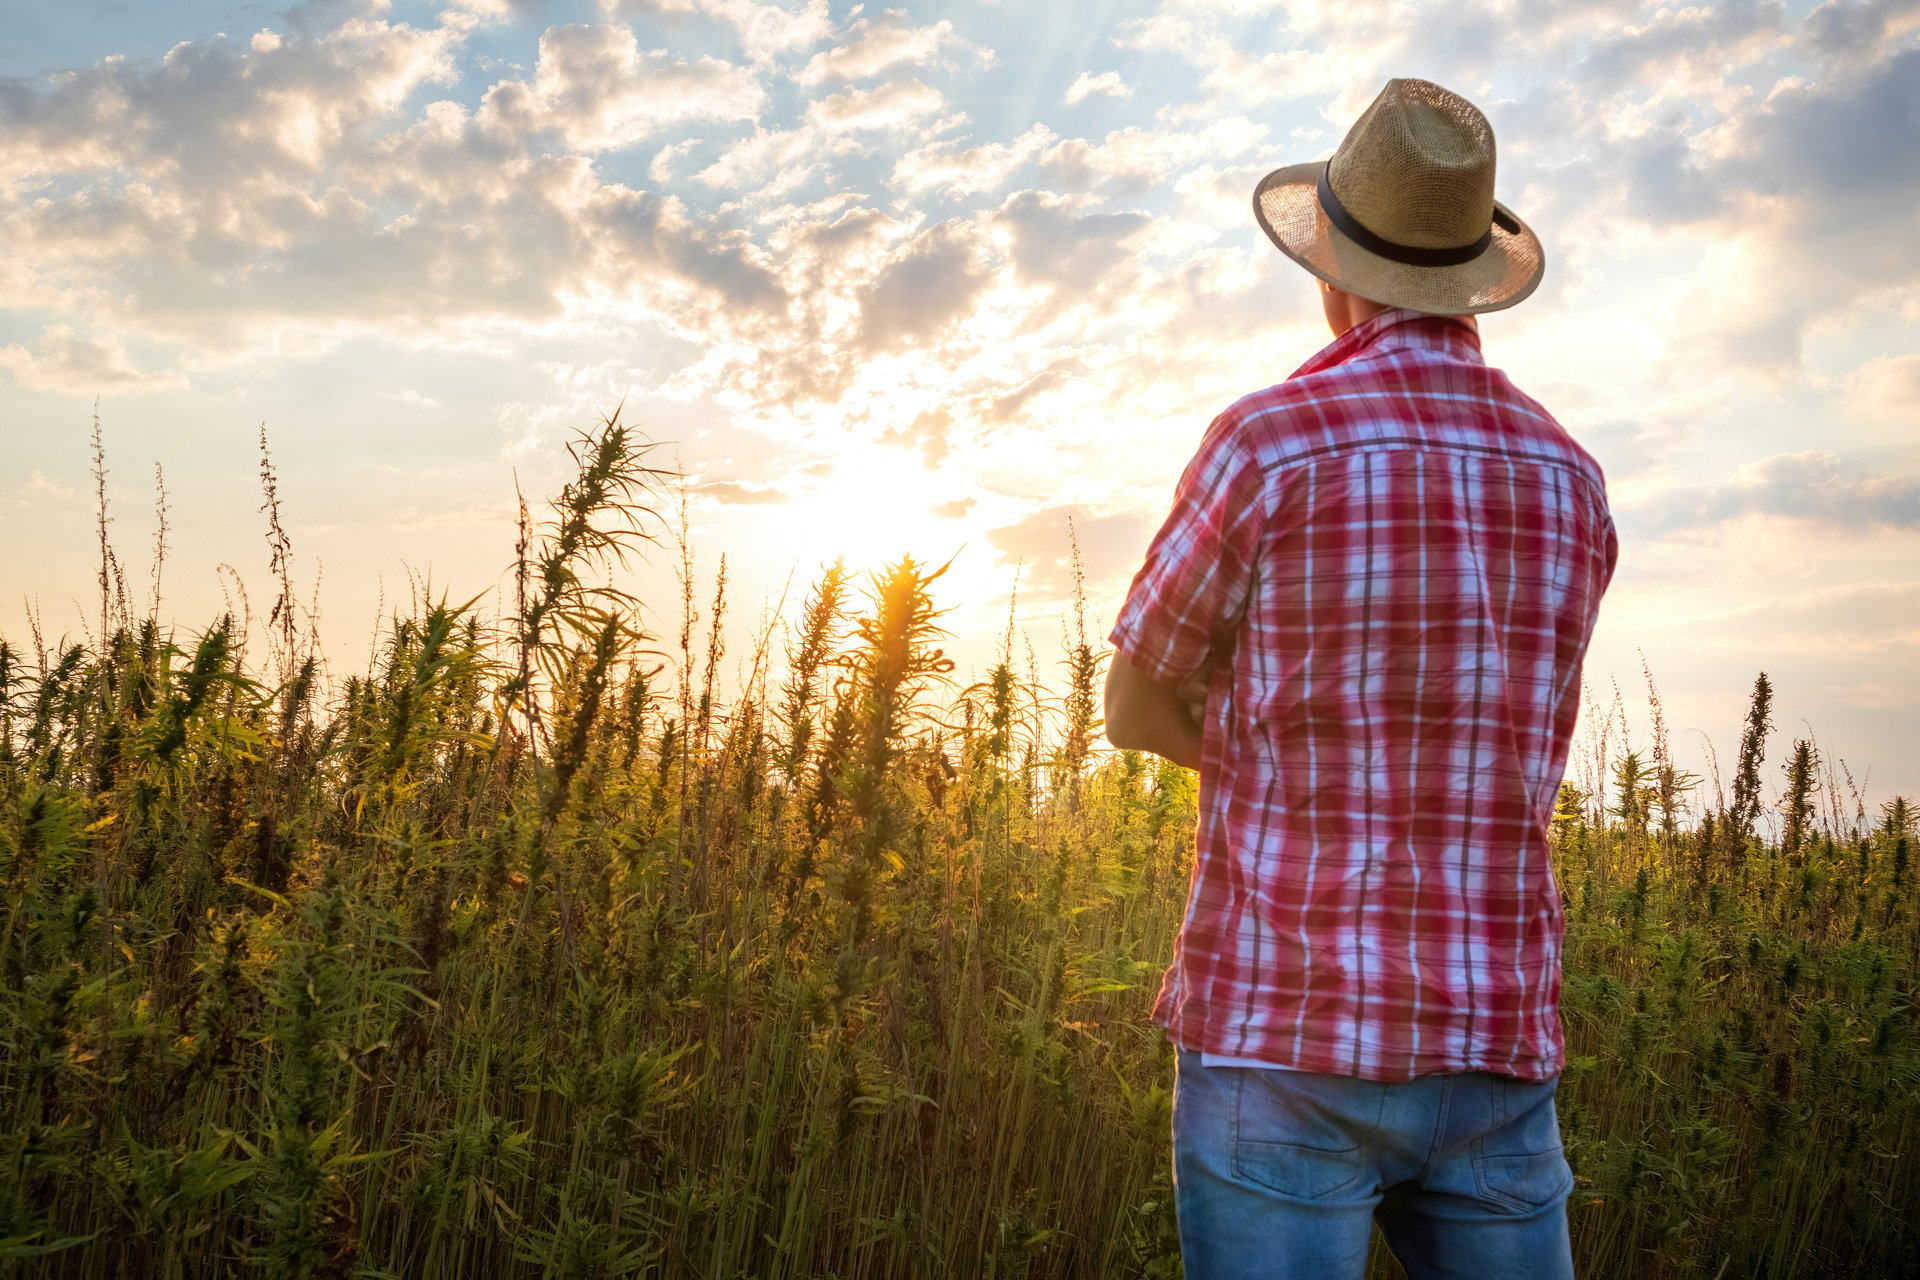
[1423, 1074, 1454, 1171]
[1230, 1060, 1243, 1164]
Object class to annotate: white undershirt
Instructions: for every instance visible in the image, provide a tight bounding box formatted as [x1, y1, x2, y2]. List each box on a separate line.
[1200, 1053, 1297, 1071]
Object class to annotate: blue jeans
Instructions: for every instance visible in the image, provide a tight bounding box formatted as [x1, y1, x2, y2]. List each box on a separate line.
[1172, 1048, 1575, 1280]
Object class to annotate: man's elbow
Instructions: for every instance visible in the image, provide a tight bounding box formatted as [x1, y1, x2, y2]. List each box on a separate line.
[1102, 679, 1127, 746]
[1105, 711, 1145, 752]
[1102, 666, 1149, 750]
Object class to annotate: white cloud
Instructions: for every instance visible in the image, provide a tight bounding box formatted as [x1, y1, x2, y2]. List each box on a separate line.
[379, 388, 441, 408]
[1848, 353, 1920, 421]
[0, 16, 787, 360]
[705, 0, 833, 65]
[807, 77, 948, 130]
[1693, 581, 1920, 656]
[1578, 0, 1788, 101]
[986, 503, 1154, 601]
[439, 0, 518, 28]
[1064, 70, 1132, 104]
[894, 114, 1266, 202]
[700, 478, 790, 505]
[696, 76, 953, 191]
[1628, 451, 1920, 534]
[14, 470, 78, 506]
[0, 325, 188, 394]
[1039, 117, 1268, 193]
[1803, 0, 1920, 69]
[893, 124, 1057, 198]
[523, 24, 764, 153]
[798, 10, 962, 83]
[857, 220, 989, 350]
[597, 0, 830, 62]
[599, 0, 701, 14]
[0, 15, 462, 184]
[992, 190, 1153, 296]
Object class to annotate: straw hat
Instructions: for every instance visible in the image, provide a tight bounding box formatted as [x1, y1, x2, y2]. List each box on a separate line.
[1254, 78, 1544, 315]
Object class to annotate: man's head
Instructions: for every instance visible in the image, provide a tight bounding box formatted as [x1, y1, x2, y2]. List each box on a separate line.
[1253, 79, 1544, 319]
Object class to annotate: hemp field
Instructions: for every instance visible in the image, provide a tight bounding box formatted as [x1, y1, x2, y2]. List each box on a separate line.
[2, 420, 1915, 1278]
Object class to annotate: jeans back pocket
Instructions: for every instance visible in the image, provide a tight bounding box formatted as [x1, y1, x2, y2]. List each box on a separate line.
[1233, 1139, 1369, 1202]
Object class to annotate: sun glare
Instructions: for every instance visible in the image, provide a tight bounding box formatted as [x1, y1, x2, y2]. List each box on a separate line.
[767, 446, 957, 570]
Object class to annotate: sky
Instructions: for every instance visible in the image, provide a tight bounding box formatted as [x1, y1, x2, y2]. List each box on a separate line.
[1, 0, 1917, 815]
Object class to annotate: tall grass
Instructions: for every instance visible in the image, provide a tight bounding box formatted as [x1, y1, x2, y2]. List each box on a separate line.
[1, 418, 1915, 1278]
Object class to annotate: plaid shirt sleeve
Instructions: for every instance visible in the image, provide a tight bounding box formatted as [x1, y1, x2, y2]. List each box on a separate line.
[1109, 414, 1267, 686]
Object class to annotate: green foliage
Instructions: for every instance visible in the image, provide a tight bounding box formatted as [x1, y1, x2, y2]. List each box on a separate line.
[1726, 671, 1775, 857]
[1, 421, 1915, 1279]
[1554, 776, 1920, 1279]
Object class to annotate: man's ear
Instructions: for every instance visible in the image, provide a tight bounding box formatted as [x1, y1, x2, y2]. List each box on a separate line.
[1320, 279, 1351, 336]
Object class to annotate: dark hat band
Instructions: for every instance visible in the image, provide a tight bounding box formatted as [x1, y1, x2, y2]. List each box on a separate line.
[1315, 165, 1511, 268]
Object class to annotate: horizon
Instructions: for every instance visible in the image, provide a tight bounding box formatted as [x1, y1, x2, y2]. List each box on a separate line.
[2, 0, 1917, 805]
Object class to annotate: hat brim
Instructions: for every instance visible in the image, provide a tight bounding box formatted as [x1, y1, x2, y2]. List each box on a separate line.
[1254, 162, 1545, 316]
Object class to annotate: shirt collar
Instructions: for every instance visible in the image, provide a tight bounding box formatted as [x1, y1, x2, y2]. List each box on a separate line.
[1287, 307, 1484, 381]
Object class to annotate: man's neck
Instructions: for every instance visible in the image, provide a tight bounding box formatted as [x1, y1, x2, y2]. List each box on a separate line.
[1322, 287, 1479, 341]
[1331, 305, 1481, 343]
[1328, 294, 1392, 337]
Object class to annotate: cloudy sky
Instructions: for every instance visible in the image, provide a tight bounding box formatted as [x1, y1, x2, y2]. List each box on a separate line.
[2, 0, 1916, 808]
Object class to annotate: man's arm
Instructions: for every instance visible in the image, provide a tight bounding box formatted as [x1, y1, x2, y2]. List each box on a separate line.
[1105, 404, 1260, 772]
[1104, 653, 1202, 771]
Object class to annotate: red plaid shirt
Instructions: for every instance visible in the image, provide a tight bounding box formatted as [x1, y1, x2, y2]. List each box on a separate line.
[1111, 309, 1617, 1082]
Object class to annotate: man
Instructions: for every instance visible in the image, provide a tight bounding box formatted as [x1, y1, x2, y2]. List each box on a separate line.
[1105, 79, 1617, 1279]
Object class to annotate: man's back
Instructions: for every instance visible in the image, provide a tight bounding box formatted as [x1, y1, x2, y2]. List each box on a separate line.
[1110, 307, 1617, 1081]
[1104, 76, 1607, 1280]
